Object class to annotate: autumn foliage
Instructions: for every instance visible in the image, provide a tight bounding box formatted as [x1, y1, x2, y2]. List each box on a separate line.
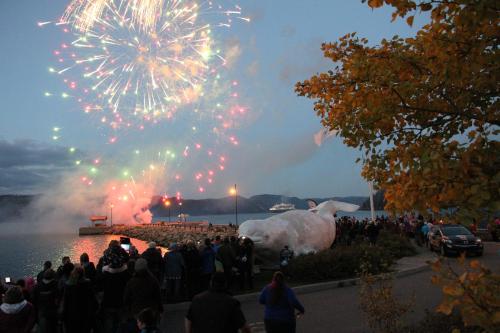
[431, 257, 500, 332]
[296, 1, 499, 221]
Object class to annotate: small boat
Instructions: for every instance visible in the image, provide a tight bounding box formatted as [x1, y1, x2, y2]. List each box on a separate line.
[269, 203, 295, 213]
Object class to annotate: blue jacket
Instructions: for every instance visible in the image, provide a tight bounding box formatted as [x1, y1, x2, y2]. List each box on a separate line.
[164, 251, 185, 279]
[421, 224, 430, 236]
[259, 284, 304, 322]
[200, 246, 215, 275]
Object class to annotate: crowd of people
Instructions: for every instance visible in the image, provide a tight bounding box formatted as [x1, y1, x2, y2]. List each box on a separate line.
[335, 213, 498, 249]
[1, 234, 307, 333]
[3, 214, 496, 333]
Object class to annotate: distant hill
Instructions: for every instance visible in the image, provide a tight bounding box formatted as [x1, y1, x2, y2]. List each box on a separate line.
[0, 193, 370, 220]
[150, 194, 369, 216]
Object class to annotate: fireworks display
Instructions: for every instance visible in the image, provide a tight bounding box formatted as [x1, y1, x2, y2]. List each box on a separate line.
[41, 0, 250, 223]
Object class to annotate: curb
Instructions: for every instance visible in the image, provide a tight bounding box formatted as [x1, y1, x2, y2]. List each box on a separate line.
[163, 262, 430, 312]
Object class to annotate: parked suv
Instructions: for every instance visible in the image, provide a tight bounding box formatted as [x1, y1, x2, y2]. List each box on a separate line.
[428, 224, 483, 256]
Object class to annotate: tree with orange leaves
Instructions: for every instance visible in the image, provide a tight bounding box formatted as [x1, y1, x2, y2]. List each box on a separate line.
[296, 1, 499, 222]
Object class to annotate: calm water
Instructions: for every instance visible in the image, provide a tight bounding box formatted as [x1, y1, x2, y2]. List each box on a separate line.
[0, 210, 384, 280]
[0, 234, 152, 281]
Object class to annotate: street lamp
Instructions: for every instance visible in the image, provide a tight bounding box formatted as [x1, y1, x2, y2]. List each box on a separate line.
[165, 200, 171, 222]
[110, 203, 114, 226]
[178, 201, 183, 222]
[229, 184, 238, 226]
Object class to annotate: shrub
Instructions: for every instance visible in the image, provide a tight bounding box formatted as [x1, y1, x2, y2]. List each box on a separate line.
[288, 244, 394, 282]
[405, 311, 481, 333]
[430, 257, 500, 332]
[377, 230, 417, 259]
[360, 273, 414, 333]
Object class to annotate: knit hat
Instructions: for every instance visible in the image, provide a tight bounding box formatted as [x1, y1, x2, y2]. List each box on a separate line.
[148, 242, 156, 249]
[103, 246, 127, 269]
[135, 258, 148, 272]
[3, 286, 24, 304]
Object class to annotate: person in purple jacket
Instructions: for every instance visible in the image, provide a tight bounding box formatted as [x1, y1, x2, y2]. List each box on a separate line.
[259, 271, 305, 333]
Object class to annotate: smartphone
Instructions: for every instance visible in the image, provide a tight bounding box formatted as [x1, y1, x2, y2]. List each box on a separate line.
[120, 243, 130, 251]
[120, 237, 131, 252]
[5, 277, 11, 283]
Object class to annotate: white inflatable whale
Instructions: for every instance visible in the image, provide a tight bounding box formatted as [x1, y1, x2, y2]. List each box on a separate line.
[239, 200, 359, 261]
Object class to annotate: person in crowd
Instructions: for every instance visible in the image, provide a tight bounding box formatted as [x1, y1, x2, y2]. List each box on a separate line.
[237, 238, 254, 290]
[36, 261, 52, 283]
[58, 261, 75, 292]
[98, 243, 132, 333]
[142, 242, 164, 282]
[421, 222, 430, 248]
[415, 220, 425, 246]
[217, 237, 236, 290]
[279, 246, 294, 278]
[61, 265, 97, 333]
[212, 235, 222, 253]
[123, 258, 163, 326]
[136, 308, 161, 333]
[469, 218, 478, 235]
[182, 240, 202, 299]
[164, 243, 185, 301]
[0, 286, 36, 333]
[199, 238, 216, 292]
[366, 221, 380, 246]
[56, 256, 71, 279]
[15, 279, 32, 304]
[129, 245, 140, 260]
[259, 271, 305, 333]
[80, 252, 97, 283]
[185, 273, 251, 333]
[32, 269, 60, 333]
[230, 236, 239, 255]
[489, 217, 500, 241]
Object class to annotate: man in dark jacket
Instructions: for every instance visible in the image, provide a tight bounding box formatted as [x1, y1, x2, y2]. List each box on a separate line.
[32, 269, 60, 333]
[36, 261, 52, 284]
[141, 242, 163, 282]
[216, 238, 236, 289]
[199, 238, 215, 292]
[185, 273, 251, 333]
[182, 241, 202, 299]
[123, 258, 163, 317]
[0, 286, 36, 333]
[97, 246, 131, 333]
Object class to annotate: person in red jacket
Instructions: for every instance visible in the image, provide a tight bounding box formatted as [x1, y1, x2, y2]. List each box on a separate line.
[0, 286, 36, 333]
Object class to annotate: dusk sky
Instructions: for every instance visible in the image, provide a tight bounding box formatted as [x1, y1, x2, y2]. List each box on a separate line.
[0, 1, 423, 198]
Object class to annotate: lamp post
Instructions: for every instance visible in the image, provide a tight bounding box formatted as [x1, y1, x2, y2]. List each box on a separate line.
[110, 204, 114, 226]
[178, 201, 183, 222]
[165, 200, 171, 222]
[229, 184, 238, 226]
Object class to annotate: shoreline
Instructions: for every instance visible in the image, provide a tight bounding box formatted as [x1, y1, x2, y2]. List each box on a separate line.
[79, 222, 238, 247]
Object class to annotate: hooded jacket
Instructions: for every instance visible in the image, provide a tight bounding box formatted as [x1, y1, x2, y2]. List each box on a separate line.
[0, 300, 36, 333]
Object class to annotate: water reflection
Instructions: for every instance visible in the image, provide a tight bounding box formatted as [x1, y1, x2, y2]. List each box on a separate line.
[0, 234, 163, 280]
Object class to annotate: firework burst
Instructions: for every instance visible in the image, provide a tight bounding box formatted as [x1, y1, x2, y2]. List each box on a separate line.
[53, 0, 248, 128]
[41, 0, 250, 223]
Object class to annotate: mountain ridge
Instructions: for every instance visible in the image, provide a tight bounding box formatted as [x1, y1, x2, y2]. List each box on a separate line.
[0, 193, 385, 220]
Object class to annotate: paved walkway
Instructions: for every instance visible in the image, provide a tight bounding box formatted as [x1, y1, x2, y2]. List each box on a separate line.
[161, 242, 499, 332]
